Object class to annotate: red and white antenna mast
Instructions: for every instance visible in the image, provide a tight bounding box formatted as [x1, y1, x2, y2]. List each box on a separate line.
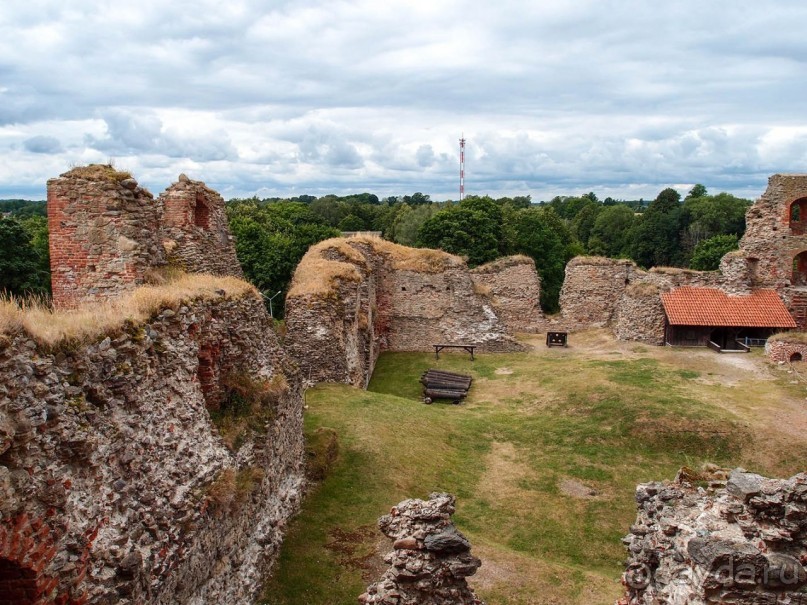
[459, 134, 466, 201]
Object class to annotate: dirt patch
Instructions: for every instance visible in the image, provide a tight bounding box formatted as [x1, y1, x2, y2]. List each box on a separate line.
[495, 367, 514, 375]
[559, 478, 599, 500]
[324, 525, 386, 582]
[478, 441, 533, 503]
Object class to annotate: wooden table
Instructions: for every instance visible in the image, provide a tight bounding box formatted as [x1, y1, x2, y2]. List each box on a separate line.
[433, 344, 476, 360]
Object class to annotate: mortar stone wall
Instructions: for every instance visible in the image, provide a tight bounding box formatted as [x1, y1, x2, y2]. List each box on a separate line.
[48, 166, 243, 309]
[0, 291, 304, 604]
[470, 256, 545, 333]
[285, 238, 526, 388]
[765, 338, 807, 363]
[47, 167, 165, 309]
[560, 257, 637, 328]
[619, 468, 807, 605]
[160, 175, 243, 278]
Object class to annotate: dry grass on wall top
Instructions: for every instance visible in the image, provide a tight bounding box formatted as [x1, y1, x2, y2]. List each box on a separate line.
[471, 254, 535, 273]
[61, 163, 134, 183]
[768, 331, 807, 344]
[625, 281, 661, 297]
[649, 266, 712, 277]
[288, 236, 462, 298]
[568, 255, 635, 267]
[0, 273, 258, 348]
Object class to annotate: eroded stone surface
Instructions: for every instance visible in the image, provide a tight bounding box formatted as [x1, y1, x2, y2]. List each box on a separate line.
[0, 292, 304, 604]
[618, 468, 807, 605]
[359, 493, 485, 605]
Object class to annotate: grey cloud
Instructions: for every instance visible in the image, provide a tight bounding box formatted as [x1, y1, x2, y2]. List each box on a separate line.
[416, 145, 435, 168]
[24, 135, 62, 153]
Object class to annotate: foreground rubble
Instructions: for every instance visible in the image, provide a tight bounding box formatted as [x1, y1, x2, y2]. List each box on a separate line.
[359, 493, 485, 605]
[619, 467, 807, 604]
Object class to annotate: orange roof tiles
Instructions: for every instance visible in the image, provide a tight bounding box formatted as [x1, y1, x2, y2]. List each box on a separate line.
[660, 287, 796, 328]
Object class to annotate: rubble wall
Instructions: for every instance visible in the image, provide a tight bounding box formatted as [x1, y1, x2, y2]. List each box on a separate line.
[0, 283, 304, 604]
[47, 166, 165, 310]
[739, 173, 807, 289]
[285, 237, 525, 388]
[560, 257, 637, 328]
[619, 468, 807, 605]
[160, 175, 244, 278]
[470, 255, 545, 333]
[765, 337, 807, 363]
[47, 165, 243, 310]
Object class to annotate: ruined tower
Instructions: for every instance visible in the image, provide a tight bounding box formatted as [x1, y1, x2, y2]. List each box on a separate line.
[47, 165, 165, 309]
[159, 175, 243, 278]
[738, 174, 807, 327]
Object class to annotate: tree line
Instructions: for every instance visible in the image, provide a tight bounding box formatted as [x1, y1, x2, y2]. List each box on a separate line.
[0, 186, 751, 316]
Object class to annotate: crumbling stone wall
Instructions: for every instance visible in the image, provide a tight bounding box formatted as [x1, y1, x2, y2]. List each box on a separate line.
[285, 237, 525, 388]
[613, 281, 668, 345]
[160, 175, 243, 278]
[560, 257, 637, 328]
[470, 255, 545, 333]
[0, 288, 304, 604]
[359, 493, 485, 605]
[765, 337, 807, 363]
[47, 165, 165, 310]
[619, 468, 807, 605]
[48, 166, 243, 310]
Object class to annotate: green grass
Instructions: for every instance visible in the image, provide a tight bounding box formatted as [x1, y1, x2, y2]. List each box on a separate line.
[261, 344, 807, 605]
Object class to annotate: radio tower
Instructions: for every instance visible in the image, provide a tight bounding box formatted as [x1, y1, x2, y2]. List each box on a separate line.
[459, 134, 466, 201]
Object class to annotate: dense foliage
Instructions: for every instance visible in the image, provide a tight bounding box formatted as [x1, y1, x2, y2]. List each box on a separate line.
[0, 185, 752, 315]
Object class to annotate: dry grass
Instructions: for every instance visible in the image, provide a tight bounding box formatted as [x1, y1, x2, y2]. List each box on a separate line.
[625, 281, 660, 297]
[650, 266, 713, 276]
[568, 256, 634, 267]
[471, 255, 535, 273]
[288, 236, 462, 298]
[0, 274, 257, 348]
[769, 331, 807, 343]
[62, 164, 133, 182]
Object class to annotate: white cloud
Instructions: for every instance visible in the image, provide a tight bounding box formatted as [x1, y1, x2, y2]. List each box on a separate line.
[1, 0, 806, 200]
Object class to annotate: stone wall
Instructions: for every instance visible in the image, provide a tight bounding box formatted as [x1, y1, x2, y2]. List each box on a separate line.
[285, 237, 525, 388]
[613, 281, 667, 345]
[619, 468, 807, 605]
[560, 257, 636, 328]
[470, 255, 545, 333]
[47, 166, 165, 310]
[47, 166, 243, 310]
[765, 337, 807, 363]
[160, 175, 243, 278]
[0, 284, 304, 604]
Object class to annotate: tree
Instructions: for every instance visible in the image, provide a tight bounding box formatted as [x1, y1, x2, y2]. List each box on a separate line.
[689, 234, 739, 271]
[628, 188, 683, 268]
[337, 214, 366, 231]
[417, 205, 499, 266]
[0, 218, 48, 296]
[687, 184, 707, 199]
[390, 204, 437, 246]
[589, 205, 636, 257]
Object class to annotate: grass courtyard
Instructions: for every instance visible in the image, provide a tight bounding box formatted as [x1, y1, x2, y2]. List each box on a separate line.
[261, 330, 807, 605]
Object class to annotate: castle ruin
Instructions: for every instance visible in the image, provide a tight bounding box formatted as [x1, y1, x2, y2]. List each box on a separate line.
[559, 174, 807, 347]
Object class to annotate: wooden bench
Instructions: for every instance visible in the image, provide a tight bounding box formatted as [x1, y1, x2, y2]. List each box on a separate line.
[433, 344, 476, 360]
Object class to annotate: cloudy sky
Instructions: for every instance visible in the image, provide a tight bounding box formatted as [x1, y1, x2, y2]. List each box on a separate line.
[1, 1, 806, 201]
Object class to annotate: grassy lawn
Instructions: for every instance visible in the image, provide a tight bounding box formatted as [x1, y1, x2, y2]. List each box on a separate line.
[261, 331, 807, 605]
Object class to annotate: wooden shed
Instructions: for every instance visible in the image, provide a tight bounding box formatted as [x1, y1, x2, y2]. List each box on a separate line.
[660, 287, 796, 350]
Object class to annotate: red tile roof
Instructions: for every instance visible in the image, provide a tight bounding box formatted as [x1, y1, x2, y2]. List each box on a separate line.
[660, 287, 796, 328]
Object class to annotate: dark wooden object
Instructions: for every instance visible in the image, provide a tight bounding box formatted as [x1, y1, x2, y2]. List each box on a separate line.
[546, 332, 568, 347]
[433, 344, 476, 360]
[421, 369, 473, 405]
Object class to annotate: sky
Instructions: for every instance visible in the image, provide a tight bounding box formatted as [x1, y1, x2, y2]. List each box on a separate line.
[1, 1, 806, 202]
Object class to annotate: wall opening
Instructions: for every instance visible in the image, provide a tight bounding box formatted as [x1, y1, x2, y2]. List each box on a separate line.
[793, 251, 807, 286]
[194, 192, 210, 229]
[791, 352, 803, 362]
[0, 558, 38, 605]
[789, 198, 807, 235]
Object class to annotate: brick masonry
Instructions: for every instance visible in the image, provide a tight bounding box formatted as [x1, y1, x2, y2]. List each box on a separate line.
[48, 166, 242, 310]
[765, 338, 807, 363]
[470, 255, 545, 333]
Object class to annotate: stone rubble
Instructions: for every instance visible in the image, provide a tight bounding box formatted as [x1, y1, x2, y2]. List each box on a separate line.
[618, 467, 807, 605]
[359, 493, 485, 605]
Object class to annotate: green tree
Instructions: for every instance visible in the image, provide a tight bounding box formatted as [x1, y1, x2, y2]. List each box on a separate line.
[686, 184, 708, 199]
[390, 204, 437, 246]
[0, 217, 48, 296]
[337, 214, 366, 231]
[689, 234, 739, 271]
[417, 204, 500, 266]
[628, 188, 683, 268]
[589, 205, 636, 257]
